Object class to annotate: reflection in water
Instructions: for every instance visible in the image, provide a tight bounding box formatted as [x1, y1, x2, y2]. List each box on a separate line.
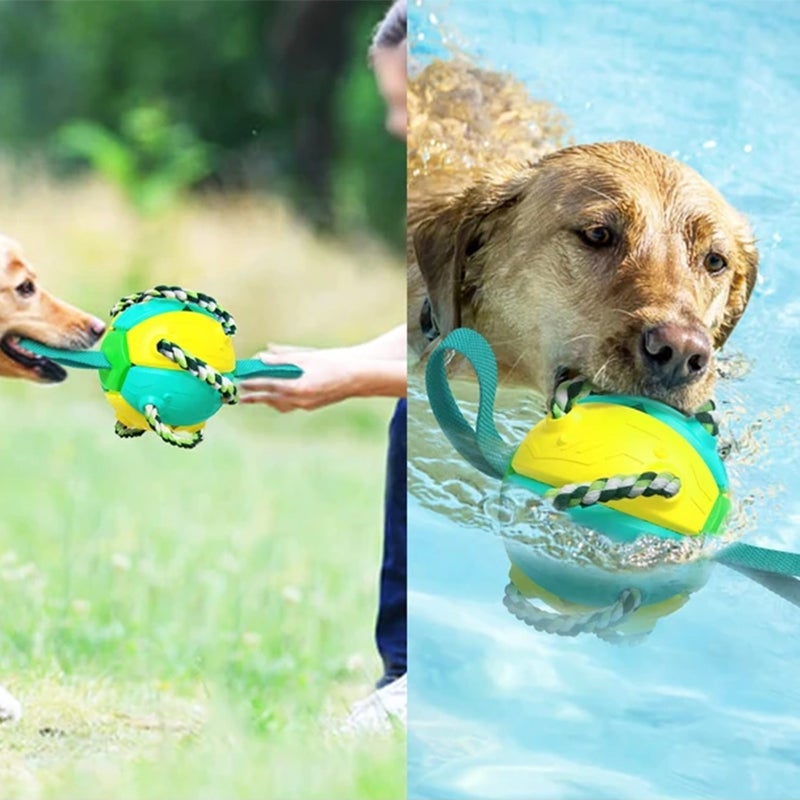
[500, 536, 714, 645]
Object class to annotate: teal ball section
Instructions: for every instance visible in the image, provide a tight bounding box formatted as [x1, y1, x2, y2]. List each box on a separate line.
[120, 367, 226, 427]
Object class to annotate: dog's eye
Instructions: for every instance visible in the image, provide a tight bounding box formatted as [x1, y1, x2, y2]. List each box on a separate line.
[577, 225, 615, 248]
[704, 252, 728, 274]
[16, 279, 35, 298]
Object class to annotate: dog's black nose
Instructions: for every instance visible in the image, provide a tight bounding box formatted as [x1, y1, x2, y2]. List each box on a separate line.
[641, 323, 711, 388]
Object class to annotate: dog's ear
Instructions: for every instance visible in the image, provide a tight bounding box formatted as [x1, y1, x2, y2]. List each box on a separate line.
[412, 174, 530, 339]
[714, 237, 758, 348]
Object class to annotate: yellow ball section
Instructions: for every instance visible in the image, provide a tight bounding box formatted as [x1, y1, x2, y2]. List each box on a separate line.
[104, 391, 206, 435]
[125, 310, 236, 372]
[510, 403, 720, 536]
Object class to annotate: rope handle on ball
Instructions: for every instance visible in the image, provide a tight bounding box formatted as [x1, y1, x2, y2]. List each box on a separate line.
[504, 582, 643, 638]
[110, 286, 238, 335]
[157, 340, 239, 405]
[549, 377, 593, 417]
[114, 410, 203, 449]
[549, 375, 719, 437]
[144, 404, 202, 449]
[113, 408, 205, 449]
[546, 471, 682, 510]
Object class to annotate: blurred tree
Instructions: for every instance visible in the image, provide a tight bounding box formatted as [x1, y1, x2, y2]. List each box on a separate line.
[57, 106, 214, 215]
[0, 0, 404, 251]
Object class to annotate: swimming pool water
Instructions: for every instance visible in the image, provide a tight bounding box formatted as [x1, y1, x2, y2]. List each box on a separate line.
[408, 1, 800, 798]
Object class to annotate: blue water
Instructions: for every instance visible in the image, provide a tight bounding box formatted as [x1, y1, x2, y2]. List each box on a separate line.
[408, 2, 800, 798]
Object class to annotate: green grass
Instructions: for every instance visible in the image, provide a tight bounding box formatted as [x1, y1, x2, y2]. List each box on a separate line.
[0, 173, 406, 799]
[0, 378, 404, 799]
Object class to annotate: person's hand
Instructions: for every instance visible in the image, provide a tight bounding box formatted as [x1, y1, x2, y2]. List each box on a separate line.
[240, 342, 406, 412]
[240, 345, 357, 412]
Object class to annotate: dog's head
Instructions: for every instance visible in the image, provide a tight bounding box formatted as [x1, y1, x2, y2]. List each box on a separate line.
[0, 233, 105, 382]
[412, 141, 758, 411]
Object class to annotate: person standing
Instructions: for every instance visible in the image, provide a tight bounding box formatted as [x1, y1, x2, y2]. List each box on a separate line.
[241, 0, 408, 733]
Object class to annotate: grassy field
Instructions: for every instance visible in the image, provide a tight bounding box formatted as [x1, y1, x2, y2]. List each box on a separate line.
[0, 171, 406, 799]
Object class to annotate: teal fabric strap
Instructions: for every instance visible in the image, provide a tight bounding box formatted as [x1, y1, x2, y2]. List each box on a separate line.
[425, 328, 513, 480]
[17, 339, 302, 380]
[715, 541, 800, 577]
[233, 359, 303, 380]
[18, 339, 111, 369]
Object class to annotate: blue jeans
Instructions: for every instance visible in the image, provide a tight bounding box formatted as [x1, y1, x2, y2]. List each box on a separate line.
[375, 398, 407, 688]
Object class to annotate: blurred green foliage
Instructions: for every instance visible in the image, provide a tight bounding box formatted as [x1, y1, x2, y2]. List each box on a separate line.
[0, 0, 405, 250]
[57, 107, 214, 214]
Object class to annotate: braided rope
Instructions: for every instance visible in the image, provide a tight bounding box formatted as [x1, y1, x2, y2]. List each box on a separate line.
[547, 471, 681, 510]
[692, 399, 719, 437]
[503, 583, 642, 637]
[143, 404, 203, 449]
[110, 285, 237, 335]
[156, 340, 239, 404]
[549, 377, 719, 436]
[549, 378, 593, 418]
[114, 421, 145, 439]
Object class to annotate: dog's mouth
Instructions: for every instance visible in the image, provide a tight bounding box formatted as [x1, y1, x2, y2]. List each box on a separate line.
[0, 334, 67, 383]
[553, 365, 581, 386]
[553, 361, 709, 415]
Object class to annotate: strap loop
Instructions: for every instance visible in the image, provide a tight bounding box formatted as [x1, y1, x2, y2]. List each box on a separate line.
[425, 328, 514, 479]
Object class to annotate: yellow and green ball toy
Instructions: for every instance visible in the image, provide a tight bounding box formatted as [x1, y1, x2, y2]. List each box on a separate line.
[20, 286, 302, 449]
[425, 327, 729, 543]
[505, 390, 729, 542]
[426, 327, 800, 631]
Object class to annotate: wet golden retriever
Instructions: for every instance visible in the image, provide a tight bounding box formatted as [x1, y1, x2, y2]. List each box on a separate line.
[408, 140, 758, 412]
[0, 231, 104, 722]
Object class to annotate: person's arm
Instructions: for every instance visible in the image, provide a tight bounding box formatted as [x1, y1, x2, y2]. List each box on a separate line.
[240, 326, 407, 412]
[346, 324, 407, 360]
[265, 324, 407, 361]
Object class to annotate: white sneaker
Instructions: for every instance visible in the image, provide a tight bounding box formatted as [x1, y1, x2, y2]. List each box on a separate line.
[335, 674, 407, 735]
[0, 684, 22, 723]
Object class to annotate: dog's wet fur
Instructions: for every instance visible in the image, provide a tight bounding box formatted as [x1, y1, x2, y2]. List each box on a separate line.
[408, 63, 757, 412]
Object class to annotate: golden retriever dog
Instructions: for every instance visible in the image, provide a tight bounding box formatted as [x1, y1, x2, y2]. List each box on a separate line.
[409, 118, 758, 414]
[0, 233, 105, 382]
[0, 231, 105, 722]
